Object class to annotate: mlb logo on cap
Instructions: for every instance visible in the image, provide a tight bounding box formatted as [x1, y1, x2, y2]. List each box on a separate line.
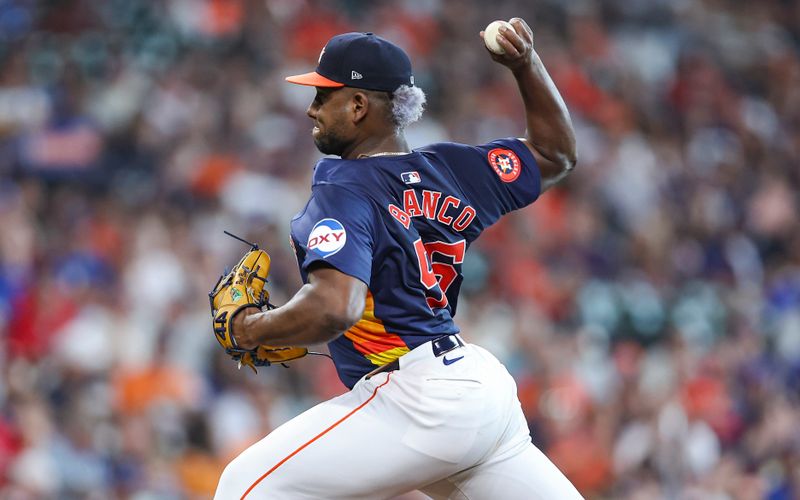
[285, 32, 415, 93]
[401, 171, 421, 184]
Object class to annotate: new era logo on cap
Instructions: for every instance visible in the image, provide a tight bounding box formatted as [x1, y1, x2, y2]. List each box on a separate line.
[285, 32, 414, 93]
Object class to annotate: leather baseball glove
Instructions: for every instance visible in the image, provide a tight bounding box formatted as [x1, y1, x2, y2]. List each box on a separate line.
[209, 244, 307, 371]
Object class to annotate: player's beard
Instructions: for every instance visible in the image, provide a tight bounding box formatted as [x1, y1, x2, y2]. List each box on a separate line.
[313, 123, 350, 157]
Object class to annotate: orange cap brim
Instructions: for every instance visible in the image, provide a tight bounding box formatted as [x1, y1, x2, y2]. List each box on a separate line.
[285, 71, 345, 87]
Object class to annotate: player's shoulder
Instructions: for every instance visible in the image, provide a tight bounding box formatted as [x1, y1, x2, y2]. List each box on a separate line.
[311, 154, 425, 192]
[308, 158, 378, 210]
[311, 157, 367, 191]
[417, 137, 527, 160]
[415, 141, 474, 158]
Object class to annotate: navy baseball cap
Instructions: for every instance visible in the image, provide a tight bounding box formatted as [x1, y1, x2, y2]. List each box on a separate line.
[285, 32, 414, 92]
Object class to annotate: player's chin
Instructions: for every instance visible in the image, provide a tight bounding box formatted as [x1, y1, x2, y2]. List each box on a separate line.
[313, 132, 346, 157]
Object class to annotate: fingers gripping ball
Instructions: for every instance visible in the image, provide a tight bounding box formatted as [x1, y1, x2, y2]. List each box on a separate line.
[483, 20, 514, 55]
[209, 248, 307, 371]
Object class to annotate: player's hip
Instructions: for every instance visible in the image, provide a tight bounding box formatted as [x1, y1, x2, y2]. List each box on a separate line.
[356, 335, 519, 420]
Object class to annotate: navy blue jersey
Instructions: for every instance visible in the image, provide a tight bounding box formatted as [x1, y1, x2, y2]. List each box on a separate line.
[290, 138, 541, 388]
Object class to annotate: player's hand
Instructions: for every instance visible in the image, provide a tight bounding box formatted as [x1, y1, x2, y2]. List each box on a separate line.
[231, 305, 261, 349]
[480, 18, 534, 73]
[209, 245, 308, 371]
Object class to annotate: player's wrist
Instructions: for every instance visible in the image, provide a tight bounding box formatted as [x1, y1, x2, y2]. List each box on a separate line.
[231, 306, 261, 349]
[509, 52, 539, 76]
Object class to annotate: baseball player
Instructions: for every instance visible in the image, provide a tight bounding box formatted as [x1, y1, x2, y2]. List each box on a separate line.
[214, 18, 583, 499]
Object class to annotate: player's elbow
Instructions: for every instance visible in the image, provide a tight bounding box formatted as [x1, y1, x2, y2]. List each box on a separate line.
[561, 149, 577, 175]
[538, 149, 578, 192]
[306, 278, 366, 343]
[312, 306, 361, 343]
[558, 133, 578, 173]
[318, 311, 359, 340]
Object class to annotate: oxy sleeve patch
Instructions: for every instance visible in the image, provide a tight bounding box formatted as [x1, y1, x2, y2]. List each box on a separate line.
[307, 218, 347, 257]
[487, 148, 521, 183]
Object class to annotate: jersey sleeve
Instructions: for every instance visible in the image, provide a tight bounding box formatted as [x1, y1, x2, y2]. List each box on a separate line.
[299, 184, 374, 285]
[428, 138, 541, 229]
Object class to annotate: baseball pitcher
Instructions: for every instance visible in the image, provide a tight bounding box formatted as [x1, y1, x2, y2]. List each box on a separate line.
[211, 17, 583, 499]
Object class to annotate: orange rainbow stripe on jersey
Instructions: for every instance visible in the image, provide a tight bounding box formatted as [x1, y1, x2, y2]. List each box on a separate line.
[345, 291, 410, 366]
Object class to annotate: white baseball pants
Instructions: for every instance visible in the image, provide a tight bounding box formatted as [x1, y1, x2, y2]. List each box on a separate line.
[214, 338, 584, 499]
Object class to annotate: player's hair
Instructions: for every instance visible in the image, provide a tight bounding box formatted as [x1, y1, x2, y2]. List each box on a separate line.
[390, 85, 426, 129]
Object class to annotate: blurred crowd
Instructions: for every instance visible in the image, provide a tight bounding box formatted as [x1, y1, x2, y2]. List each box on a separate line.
[0, 0, 798, 498]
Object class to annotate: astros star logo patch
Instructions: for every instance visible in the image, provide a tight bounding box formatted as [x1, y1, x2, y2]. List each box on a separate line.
[487, 148, 521, 183]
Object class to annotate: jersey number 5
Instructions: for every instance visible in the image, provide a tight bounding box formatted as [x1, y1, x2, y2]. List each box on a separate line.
[413, 239, 466, 310]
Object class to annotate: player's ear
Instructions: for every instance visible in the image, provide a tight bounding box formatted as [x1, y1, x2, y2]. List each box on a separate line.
[350, 91, 369, 124]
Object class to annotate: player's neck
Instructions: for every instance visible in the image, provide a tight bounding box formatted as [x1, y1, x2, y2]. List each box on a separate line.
[343, 132, 410, 160]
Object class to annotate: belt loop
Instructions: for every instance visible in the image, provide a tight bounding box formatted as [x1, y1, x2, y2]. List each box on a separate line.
[431, 334, 464, 357]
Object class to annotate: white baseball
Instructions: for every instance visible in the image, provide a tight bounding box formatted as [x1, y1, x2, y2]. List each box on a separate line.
[483, 20, 513, 55]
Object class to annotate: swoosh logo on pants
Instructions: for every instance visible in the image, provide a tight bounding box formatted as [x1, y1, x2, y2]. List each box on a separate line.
[442, 355, 464, 366]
